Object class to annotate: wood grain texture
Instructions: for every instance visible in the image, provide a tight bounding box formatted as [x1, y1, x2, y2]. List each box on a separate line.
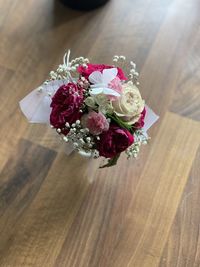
[0, 0, 200, 266]
[0, 139, 57, 261]
[54, 112, 200, 267]
[159, 147, 200, 267]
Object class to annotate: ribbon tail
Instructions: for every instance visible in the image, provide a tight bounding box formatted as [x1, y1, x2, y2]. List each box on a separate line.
[19, 88, 51, 124]
[19, 79, 68, 124]
[142, 105, 159, 133]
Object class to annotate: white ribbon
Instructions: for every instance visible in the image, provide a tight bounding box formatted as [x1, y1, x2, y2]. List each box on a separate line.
[19, 79, 67, 124]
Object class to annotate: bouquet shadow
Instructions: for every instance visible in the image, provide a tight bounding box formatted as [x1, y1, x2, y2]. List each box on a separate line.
[28, 150, 101, 233]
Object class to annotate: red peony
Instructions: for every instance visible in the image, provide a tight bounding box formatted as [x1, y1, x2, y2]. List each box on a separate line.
[77, 63, 127, 81]
[50, 83, 83, 133]
[133, 107, 146, 129]
[96, 124, 134, 158]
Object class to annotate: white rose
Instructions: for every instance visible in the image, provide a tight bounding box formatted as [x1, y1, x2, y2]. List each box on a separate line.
[112, 81, 144, 125]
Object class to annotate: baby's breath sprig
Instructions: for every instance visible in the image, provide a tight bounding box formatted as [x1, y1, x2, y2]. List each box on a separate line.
[125, 130, 149, 159]
[112, 55, 139, 85]
[70, 56, 89, 72]
[77, 76, 90, 94]
[128, 61, 139, 85]
[56, 119, 97, 155]
[112, 55, 126, 70]
[48, 50, 90, 83]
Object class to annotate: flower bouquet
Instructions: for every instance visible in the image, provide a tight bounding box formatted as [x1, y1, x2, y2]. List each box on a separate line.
[20, 50, 158, 167]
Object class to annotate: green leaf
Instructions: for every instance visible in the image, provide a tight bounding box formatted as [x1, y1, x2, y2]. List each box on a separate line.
[107, 114, 134, 134]
[100, 153, 121, 168]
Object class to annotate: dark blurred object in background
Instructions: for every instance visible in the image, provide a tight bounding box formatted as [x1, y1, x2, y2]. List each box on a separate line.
[61, 0, 109, 10]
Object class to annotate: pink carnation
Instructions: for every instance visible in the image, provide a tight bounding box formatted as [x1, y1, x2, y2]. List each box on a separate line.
[81, 111, 109, 135]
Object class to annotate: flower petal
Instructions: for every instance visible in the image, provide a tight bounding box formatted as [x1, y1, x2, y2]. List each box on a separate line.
[103, 88, 121, 97]
[102, 68, 118, 84]
[90, 88, 104, 95]
[89, 71, 103, 84]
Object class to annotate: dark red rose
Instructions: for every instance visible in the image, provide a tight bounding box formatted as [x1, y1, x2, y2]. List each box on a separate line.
[50, 83, 83, 134]
[133, 108, 146, 129]
[96, 124, 134, 158]
[77, 63, 127, 81]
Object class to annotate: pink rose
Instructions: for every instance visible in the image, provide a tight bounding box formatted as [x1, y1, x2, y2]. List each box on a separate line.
[96, 124, 134, 158]
[50, 83, 83, 134]
[81, 111, 109, 135]
[77, 63, 127, 81]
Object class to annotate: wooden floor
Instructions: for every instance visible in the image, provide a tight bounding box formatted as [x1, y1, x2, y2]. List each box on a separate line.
[0, 0, 200, 266]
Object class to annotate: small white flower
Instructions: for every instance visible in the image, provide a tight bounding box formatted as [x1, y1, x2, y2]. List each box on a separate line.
[89, 68, 120, 97]
[63, 136, 68, 142]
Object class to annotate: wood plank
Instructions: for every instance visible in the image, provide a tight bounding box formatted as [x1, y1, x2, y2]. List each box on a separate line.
[0, 139, 56, 263]
[170, 68, 200, 121]
[0, 152, 99, 267]
[139, 0, 200, 117]
[169, 6, 200, 121]
[159, 146, 200, 267]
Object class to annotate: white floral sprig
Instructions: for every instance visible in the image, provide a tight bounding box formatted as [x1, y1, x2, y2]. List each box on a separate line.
[112, 55, 139, 85]
[58, 119, 99, 157]
[128, 61, 139, 85]
[112, 55, 126, 73]
[125, 130, 149, 159]
[48, 50, 90, 82]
